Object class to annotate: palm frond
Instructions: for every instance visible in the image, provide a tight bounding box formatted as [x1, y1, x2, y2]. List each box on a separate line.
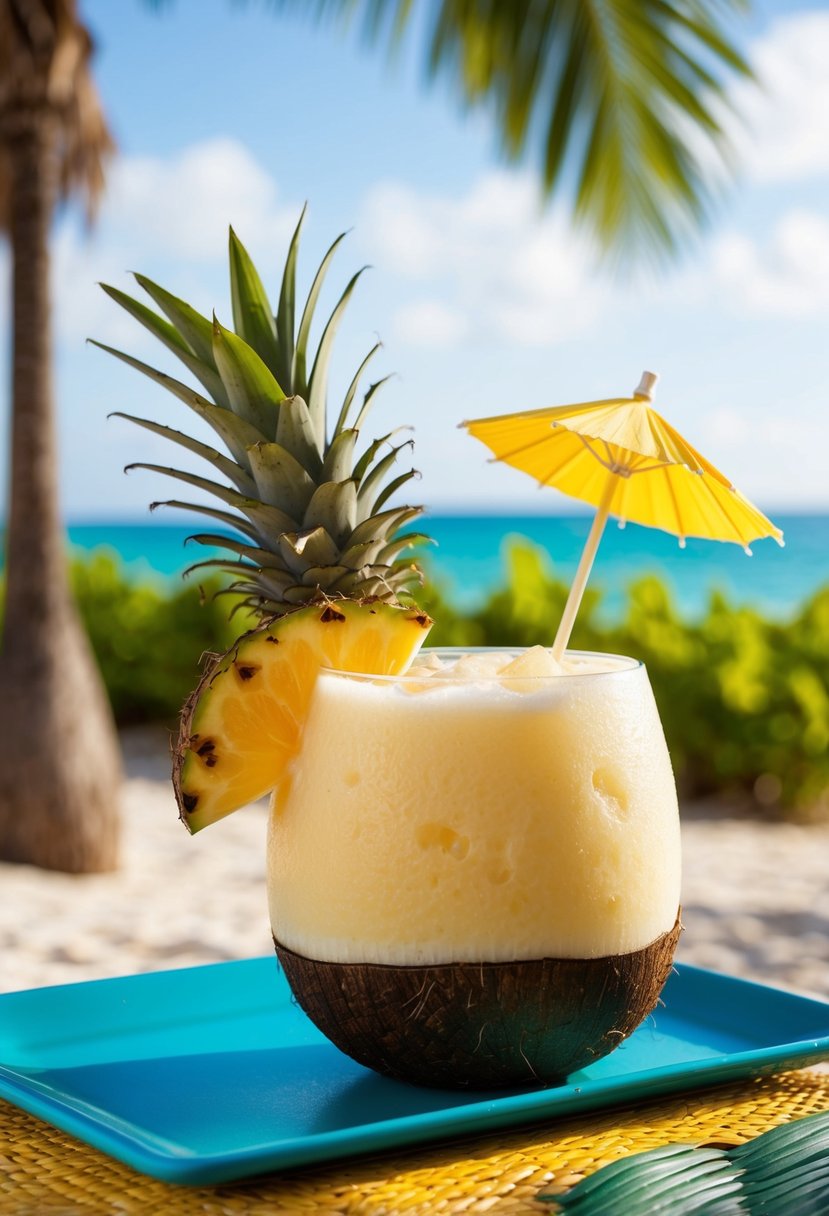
[267, 0, 752, 261]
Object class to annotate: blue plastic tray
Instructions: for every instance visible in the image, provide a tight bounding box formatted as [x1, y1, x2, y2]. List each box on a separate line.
[0, 958, 827, 1185]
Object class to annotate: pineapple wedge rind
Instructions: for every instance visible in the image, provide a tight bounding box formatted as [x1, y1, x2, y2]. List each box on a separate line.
[174, 600, 432, 833]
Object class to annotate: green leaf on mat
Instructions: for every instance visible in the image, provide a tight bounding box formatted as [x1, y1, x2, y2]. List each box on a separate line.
[539, 1112, 829, 1215]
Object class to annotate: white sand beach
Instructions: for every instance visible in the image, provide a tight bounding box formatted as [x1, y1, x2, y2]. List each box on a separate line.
[1, 725, 828, 1002]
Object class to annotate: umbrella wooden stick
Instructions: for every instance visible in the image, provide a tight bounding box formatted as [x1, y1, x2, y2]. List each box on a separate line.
[552, 475, 617, 662]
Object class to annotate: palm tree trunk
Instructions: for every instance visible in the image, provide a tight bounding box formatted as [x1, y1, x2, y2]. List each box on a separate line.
[0, 105, 121, 872]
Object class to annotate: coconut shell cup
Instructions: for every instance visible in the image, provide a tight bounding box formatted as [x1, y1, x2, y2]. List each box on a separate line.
[274, 913, 681, 1090]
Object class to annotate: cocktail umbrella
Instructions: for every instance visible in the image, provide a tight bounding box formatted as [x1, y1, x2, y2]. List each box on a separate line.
[462, 372, 783, 661]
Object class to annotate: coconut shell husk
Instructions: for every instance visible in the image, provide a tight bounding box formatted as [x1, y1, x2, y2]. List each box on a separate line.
[274, 914, 682, 1090]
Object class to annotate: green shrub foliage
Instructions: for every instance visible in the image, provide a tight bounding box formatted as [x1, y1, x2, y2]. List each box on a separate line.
[3, 541, 826, 818]
[67, 551, 245, 726]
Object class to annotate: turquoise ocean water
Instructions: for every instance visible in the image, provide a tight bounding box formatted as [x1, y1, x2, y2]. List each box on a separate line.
[57, 513, 825, 621]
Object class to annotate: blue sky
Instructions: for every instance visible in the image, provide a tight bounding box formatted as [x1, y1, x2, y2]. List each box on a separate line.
[2, 0, 828, 520]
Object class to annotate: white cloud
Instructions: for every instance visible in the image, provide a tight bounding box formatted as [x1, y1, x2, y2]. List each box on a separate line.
[52, 227, 146, 348]
[394, 299, 469, 347]
[361, 172, 610, 348]
[363, 184, 445, 281]
[695, 408, 825, 510]
[700, 407, 751, 449]
[107, 137, 295, 263]
[49, 138, 299, 349]
[735, 11, 829, 183]
[711, 209, 829, 315]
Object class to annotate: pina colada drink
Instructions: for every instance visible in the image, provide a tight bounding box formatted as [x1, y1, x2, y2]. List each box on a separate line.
[268, 647, 681, 1089]
[103, 221, 705, 1093]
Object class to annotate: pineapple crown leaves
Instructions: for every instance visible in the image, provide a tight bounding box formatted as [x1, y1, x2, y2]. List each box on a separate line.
[94, 208, 429, 614]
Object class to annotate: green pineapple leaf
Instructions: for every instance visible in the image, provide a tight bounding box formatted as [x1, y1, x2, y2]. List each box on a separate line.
[93, 342, 260, 470]
[337, 538, 387, 570]
[130, 463, 299, 537]
[134, 273, 217, 368]
[275, 205, 306, 390]
[99, 207, 428, 615]
[149, 499, 265, 544]
[228, 227, 281, 374]
[353, 374, 394, 433]
[301, 565, 351, 589]
[182, 558, 280, 583]
[239, 499, 306, 542]
[281, 578, 346, 605]
[339, 533, 428, 573]
[353, 429, 409, 483]
[320, 428, 358, 484]
[127, 462, 262, 512]
[333, 342, 382, 437]
[357, 440, 414, 514]
[303, 480, 358, 549]
[336, 571, 392, 598]
[246, 441, 316, 519]
[97, 288, 230, 407]
[349, 505, 423, 547]
[377, 533, 431, 565]
[111, 413, 258, 496]
[212, 315, 286, 434]
[274, 394, 323, 478]
[307, 267, 367, 450]
[185, 533, 291, 569]
[98, 284, 186, 353]
[293, 229, 348, 398]
[370, 469, 420, 517]
[222, 571, 296, 604]
[278, 527, 340, 574]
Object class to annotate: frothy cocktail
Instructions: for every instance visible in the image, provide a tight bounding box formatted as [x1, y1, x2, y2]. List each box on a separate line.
[268, 648, 681, 1087]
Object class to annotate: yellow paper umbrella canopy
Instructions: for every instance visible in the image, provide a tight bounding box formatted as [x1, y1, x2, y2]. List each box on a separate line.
[462, 372, 783, 659]
[463, 376, 782, 549]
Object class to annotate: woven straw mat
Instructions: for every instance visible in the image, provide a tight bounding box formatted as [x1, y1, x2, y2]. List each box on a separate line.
[2, 1069, 829, 1215]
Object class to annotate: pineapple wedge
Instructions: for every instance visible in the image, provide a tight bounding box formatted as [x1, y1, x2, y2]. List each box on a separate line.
[175, 600, 432, 832]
